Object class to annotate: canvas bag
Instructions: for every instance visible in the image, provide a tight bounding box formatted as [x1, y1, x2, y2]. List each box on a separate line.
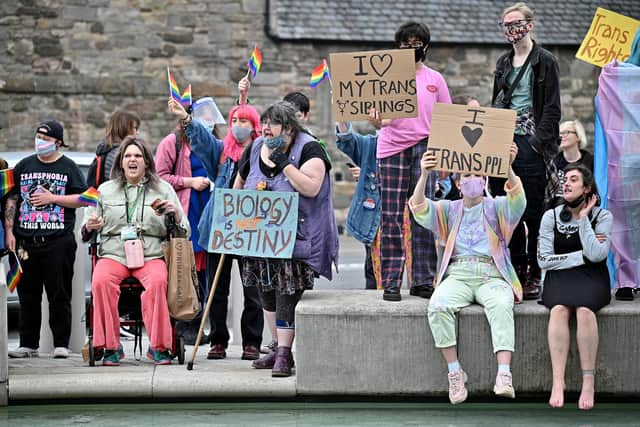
[163, 223, 201, 321]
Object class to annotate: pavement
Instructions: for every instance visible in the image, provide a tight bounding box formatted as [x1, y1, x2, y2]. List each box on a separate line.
[7, 335, 295, 401]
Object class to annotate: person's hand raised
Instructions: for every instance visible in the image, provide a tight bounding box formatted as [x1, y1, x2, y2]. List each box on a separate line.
[168, 98, 188, 120]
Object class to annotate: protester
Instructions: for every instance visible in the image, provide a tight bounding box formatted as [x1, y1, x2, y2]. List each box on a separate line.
[488, 2, 561, 300]
[234, 101, 339, 377]
[370, 22, 451, 301]
[87, 110, 140, 188]
[6, 120, 87, 359]
[546, 120, 594, 209]
[167, 97, 265, 361]
[84, 136, 189, 366]
[538, 164, 612, 410]
[156, 98, 218, 345]
[409, 144, 525, 404]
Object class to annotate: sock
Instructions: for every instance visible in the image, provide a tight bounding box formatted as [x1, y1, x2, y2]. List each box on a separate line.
[447, 361, 461, 373]
[498, 364, 511, 373]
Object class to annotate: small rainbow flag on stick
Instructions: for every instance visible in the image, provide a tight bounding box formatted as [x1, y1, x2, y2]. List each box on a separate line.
[247, 45, 263, 79]
[310, 59, 331, 88]
[79, 187, 100, 207]
[0, 168, 15, 198]
[167, 68, 192, 107]
[7, 251, 22, 293]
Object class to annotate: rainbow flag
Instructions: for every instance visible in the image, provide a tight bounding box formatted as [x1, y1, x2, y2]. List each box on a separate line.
[167, 68, 192, 107]
[310, 60, 330, 88]
[79, 187, 99, 207]
[247, 45, 263, 78]
[0, 168, 15, 198]
[7, 252, 22, 293]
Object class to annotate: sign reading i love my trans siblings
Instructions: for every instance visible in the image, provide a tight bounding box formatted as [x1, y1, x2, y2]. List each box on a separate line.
[209, 189, 299, 258]
[329, 49, 418, 121]
[576, 8, 640, 67]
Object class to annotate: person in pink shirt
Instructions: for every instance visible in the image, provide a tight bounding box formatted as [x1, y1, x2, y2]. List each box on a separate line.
[372, 22, 452, 301]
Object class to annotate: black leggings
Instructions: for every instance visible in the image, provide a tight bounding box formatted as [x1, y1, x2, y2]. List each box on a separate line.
[258, 288, 304, 329]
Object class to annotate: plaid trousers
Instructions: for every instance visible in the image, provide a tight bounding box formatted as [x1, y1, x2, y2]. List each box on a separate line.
[378, 140, 437, 290]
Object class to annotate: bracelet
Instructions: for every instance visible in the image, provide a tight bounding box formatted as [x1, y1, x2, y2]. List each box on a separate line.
[180, 114, 192, 128]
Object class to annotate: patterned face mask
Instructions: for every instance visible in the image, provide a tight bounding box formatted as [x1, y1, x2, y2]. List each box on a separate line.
[504, 21, 530, 44]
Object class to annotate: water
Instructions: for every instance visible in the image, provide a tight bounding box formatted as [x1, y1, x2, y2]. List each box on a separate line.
[2, 403, 639, 426]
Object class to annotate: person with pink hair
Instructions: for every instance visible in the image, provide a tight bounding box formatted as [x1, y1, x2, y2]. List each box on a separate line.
[167, 98, 264, 361]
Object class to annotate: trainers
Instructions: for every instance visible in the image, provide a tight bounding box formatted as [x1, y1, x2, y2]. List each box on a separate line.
[448, 370, 468, 404]
[260, 340, 277, 354]
[615, 287, 634, 301]
[494, 371, 516, 398]
[146, 347, 172, 365]
[8, 346, 39, 358]
[53, 347, 70, 358]
[103, 346, 125, 366]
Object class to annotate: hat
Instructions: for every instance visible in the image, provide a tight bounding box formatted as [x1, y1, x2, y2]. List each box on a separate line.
[36, 120, 67, 147]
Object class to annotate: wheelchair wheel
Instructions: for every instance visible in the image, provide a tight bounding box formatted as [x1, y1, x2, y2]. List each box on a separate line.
[177, 336, 185, 365]
[88, 338, 95, 367]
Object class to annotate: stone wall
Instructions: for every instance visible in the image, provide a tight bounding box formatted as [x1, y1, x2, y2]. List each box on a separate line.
[0, 1, 601, 185]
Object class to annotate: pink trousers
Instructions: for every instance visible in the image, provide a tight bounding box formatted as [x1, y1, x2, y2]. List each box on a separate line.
[92, 258, 172, 351]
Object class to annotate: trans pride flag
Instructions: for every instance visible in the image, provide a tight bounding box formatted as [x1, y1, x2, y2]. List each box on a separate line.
[593, 56, 640, 289]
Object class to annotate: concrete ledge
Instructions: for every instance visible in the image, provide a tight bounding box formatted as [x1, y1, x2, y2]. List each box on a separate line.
[296, 290, 640, 396]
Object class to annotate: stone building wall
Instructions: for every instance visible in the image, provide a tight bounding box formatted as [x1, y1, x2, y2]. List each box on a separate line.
[0, 0, 601, 183]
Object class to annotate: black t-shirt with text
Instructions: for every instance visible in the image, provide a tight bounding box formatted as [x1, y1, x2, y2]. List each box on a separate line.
[11, 154, 87, 239]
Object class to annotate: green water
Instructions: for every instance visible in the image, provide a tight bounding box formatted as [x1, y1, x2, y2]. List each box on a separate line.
[2, 403, 639, 426]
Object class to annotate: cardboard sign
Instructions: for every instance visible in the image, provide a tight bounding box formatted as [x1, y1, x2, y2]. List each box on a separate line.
[329, 49, 418, 121]
[209, 189, 298, 258]
[427, 103, 516, 178]
[576, 8, 640, 67]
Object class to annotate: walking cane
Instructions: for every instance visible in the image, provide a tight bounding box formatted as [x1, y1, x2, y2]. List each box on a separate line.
[187, 253, 226, 370]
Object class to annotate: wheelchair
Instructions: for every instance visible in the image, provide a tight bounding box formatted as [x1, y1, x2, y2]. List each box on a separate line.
[85, 241, 186, 366]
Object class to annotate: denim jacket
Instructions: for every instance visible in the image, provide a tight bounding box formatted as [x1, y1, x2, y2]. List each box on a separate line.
[183, 119, 233, 252]
[336, 124, 380, 245]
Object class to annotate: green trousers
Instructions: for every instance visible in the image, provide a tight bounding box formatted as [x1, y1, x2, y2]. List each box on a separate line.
[428, 260, 515, 353]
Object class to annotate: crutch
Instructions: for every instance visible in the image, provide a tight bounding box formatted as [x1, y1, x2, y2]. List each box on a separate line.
[187, 253, 226, 370]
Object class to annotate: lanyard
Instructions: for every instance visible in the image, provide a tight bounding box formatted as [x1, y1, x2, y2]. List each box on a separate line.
[125, 185, 146, 224]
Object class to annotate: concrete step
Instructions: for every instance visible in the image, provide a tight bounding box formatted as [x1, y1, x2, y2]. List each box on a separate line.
[295, 290, 640, 397]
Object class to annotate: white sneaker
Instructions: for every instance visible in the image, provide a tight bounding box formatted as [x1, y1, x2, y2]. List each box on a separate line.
[494, 371, 516, 398]
[448, 370, 468, 404]
[53, 347, 70, 358]
[8, 346, 39, 358]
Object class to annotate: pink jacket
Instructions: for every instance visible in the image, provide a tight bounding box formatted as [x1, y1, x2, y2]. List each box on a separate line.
[155, 131, 192, 215]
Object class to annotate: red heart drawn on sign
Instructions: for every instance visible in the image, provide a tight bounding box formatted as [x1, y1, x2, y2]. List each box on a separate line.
[369, 54, 393, 77]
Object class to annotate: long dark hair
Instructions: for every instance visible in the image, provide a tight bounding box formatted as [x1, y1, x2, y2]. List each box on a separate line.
[260, 101, 305, 146]
[110, 136, 160, 190]
[563, 163, 600, 205]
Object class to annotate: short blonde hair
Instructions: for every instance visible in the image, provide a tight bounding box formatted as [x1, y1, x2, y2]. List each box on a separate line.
[560, 119, 588, 149]
[502, 2, 535, 20]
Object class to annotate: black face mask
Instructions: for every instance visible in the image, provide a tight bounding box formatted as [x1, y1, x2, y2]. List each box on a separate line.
[414, 46, 426, 62]
[565, 194, 585, 209]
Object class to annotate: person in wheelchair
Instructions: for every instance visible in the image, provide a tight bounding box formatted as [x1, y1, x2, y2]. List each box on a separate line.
[83, 136, 189, 366]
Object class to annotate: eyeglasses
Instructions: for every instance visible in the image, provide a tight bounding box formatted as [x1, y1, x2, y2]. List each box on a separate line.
[559, 131, 577, 136]
[399, 41, 424, 49]
[499, 20, 530, 30]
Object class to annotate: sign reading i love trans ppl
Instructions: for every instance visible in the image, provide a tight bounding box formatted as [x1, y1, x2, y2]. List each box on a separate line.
[427, 103, 516, 178]
[209, 189, 299, 258]
[576, 8, 640, 67]
[329, 49, 418, 121]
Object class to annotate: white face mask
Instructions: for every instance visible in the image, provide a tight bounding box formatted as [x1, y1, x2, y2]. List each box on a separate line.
[35, 137, 56, 155]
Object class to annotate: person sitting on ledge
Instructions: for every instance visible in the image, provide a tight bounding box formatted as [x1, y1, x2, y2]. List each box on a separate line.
[408, 143, 525, 404]
[538, 163, 612, 411]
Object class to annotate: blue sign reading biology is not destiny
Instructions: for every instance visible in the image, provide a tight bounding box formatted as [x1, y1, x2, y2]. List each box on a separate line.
[209, 189, 299, 258]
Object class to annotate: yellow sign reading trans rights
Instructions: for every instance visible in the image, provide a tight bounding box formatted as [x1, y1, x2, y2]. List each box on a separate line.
[576, 7, 640, 67]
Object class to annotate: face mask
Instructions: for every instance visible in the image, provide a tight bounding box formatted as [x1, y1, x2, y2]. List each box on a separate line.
[460, 176, 485, 199]
[414, 46, 426, 62]
[231, 125, 253, 142]
[504, 22, 530, 44]
[264, 135, 285, 150]
[565, 194, 585, 208]
[35, 137, 56, 156]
